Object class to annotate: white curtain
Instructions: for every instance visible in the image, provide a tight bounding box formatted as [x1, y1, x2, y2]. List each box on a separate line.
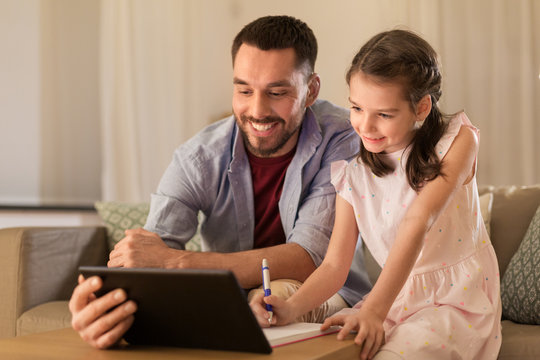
[100, 0, 190, 202]
[99, 0, 539, 202]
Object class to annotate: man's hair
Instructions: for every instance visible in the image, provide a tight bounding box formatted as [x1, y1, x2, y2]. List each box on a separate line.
[231, 15, 317, 74]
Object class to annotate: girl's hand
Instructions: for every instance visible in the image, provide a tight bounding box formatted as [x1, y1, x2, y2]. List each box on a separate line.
[322, 308, 385, 360]
[249, 292, 297, 327]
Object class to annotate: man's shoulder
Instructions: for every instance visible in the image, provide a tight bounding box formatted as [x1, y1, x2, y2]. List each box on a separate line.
[308, 99, 357, 144]
[178, 116, 236, 162]
[310, 100, 353, 136]
[310, 99, 351, 131]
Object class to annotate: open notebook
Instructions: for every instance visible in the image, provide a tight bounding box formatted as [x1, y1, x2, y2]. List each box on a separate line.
[263, 322, 340, 347]
[79, 266, 340, 353]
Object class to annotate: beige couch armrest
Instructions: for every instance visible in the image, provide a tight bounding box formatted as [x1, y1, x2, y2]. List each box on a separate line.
[0, 226, 108, 338]
[480, 185, 540, 277]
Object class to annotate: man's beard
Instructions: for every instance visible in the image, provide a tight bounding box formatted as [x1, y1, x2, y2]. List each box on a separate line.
[238, 114, 301, 158]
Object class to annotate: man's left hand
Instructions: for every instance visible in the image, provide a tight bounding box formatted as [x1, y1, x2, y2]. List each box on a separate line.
[108, 228, 184, 268]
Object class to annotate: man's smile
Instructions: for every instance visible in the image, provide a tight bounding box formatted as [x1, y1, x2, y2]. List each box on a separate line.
[250, 121, 276, 132]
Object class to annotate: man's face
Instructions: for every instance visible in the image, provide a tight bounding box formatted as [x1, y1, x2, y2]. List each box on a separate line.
[232, 44, 316, 158]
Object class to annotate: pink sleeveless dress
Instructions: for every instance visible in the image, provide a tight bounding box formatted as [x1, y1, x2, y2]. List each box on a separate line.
[331, 113, 501, 359]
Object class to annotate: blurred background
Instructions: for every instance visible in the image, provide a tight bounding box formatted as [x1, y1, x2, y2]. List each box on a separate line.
[1, 0, 539, 207]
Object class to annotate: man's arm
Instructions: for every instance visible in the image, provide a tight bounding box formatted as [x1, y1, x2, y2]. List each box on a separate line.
[108, 228, 315, 289]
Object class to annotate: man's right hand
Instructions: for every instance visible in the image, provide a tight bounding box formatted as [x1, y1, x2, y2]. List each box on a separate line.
[69, 274, 137, 349]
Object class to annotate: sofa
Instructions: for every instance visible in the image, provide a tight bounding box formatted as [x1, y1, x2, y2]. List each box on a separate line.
[0, 184, 539, 359]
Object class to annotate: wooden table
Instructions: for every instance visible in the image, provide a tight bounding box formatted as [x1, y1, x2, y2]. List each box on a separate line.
[0, 328, 360, 360]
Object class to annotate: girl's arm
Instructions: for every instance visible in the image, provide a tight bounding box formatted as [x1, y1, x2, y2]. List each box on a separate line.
[329, 126, 478, 359]
[285, 194, 360, 317]
[249, 194, 359, 325]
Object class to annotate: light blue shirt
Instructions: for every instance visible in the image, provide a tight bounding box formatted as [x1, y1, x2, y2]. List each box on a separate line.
[145, 99, 371, 305]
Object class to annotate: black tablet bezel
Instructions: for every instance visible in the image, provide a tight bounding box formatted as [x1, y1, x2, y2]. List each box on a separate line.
[78, 266, 272, 354]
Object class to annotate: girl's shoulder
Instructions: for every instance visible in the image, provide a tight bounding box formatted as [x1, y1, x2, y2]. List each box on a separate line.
[435, 112, 478, 160]
[330, 158, 369, 194]
[331, 159, 353, 188]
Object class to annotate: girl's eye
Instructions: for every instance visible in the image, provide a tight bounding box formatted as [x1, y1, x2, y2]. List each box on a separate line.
[380, 113, 393, 119]
[351, 106, 362, 112]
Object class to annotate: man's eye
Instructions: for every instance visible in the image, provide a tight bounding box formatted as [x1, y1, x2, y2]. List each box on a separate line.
[269, 91, 285, 97]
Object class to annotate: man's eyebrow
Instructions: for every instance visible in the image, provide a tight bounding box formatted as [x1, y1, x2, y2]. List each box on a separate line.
[232, 77, 292, 88]
[233, 77, 247, 85]
[267, 80, 292, 87]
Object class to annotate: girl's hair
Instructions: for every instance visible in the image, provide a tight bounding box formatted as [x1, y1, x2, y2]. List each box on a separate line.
[346, 29, 449, 191]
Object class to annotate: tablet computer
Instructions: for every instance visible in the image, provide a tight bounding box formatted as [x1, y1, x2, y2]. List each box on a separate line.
[78, 266, 272, 354]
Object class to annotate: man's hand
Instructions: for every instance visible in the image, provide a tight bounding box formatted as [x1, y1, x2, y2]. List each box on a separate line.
[69, 275, 137, 349]
[108, 228, 185, 268]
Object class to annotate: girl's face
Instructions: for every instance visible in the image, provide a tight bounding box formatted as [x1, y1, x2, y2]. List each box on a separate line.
[348, 72, 425, 154]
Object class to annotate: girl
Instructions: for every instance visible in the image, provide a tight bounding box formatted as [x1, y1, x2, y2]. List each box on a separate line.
[250, 29, 502, 360]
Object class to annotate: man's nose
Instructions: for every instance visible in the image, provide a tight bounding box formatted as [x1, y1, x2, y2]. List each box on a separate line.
[250, 93, 271, 120]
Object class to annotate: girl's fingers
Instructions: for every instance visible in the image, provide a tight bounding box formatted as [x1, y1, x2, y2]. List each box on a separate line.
[249, 293, 272, 327]
[359, 333, 374, 360]
[337, 318, 358, 340]
[368, 331, 384, 359]
[321, 314, 346, 331]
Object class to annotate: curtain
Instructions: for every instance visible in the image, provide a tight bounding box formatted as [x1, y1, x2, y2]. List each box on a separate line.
[99, 0, 539, 202]
[100, 0, 190, 202]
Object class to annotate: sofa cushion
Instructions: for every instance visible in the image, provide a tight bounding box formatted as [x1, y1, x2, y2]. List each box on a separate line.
[94, 201, 150, 250]
[481, 185, 540, 276]
[501, 204, 540, 324]
[498, 320, 540, 360]
[16, 301, 71, 336]
[94, 201, 201, 252]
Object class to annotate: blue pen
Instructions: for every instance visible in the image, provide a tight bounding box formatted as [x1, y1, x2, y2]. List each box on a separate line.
[262, 258, 273, 323]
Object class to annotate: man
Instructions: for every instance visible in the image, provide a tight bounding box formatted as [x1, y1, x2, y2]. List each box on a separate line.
[70, 15, 371, 349]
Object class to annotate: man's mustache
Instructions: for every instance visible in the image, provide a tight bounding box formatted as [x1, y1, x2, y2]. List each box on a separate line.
[240, 115, 285, 125]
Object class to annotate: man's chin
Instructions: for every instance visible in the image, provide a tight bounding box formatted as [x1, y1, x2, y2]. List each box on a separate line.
[247, 144, 281, 158]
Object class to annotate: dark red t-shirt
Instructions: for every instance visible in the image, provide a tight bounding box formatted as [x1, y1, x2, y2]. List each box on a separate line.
[247, 148, 296, 249]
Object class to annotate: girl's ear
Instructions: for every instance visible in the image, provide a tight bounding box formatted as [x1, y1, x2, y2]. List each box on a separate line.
[305, 73, 321, 108]
[416, 94, 432, 121]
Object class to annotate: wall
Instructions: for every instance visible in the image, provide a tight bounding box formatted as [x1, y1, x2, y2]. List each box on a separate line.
[1, 0, 538, 207]
[0, 0, 100, 206]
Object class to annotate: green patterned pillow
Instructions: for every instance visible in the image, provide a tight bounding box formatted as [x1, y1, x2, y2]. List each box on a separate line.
[501, 204, 540, 324]
[94, 201, 201, 252]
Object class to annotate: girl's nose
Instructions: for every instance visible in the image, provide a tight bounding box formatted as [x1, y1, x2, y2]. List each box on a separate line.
[358, 114, 376, 133]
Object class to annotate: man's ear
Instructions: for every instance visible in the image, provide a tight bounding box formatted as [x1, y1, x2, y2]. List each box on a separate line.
[305, 73, 320, 107]
[416, 94, 432, 121]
